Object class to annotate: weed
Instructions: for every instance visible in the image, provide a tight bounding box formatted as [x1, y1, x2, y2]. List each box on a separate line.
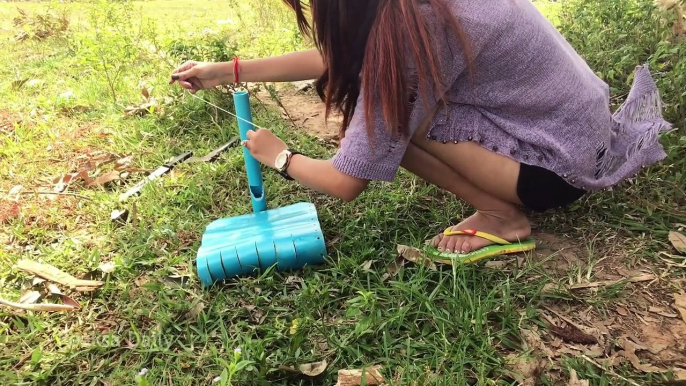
[13, 6, 69, 42]
[70, 0, 157, 103]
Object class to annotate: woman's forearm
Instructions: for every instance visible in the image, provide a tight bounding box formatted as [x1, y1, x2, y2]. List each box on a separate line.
[220, 49, 326, 84]
[285, 155, 368, 202]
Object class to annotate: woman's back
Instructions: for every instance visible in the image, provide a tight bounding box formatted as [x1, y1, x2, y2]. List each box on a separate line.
[401, 0, 669, 191]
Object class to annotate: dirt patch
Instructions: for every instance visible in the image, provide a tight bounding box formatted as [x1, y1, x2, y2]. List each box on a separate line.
[487, 232, 686, 383]
[256, 83, 341, 141]
[0, 109, 22, 134]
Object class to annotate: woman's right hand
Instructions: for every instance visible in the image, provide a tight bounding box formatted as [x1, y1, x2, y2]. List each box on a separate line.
[169, 61, 232, 93]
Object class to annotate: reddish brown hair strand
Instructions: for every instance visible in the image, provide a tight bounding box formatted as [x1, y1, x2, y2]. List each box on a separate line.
[282, 0, 473, 142]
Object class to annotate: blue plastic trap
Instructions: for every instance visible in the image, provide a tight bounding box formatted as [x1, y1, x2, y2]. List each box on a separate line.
[195, 91, 327, 287]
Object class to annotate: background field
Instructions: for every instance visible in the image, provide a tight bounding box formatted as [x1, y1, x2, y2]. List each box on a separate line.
[1, 0, 685, 385]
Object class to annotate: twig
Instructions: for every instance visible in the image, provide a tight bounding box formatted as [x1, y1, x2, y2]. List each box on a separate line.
[569, 274, 656, 290]
[14, 350, 33, 370]
[581, 355, 642, 386]
[258, 82, 299, 130]
[18, 191, 92, 201]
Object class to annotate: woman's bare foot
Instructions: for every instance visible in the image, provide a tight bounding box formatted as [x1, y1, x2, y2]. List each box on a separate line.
[430, 209, 531, 254]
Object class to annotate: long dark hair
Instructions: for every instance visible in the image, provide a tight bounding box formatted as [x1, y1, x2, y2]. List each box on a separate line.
[282, 0, 473, 142]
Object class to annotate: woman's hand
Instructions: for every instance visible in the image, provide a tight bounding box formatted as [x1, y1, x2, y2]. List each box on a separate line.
[170, 61, 232, 93]
[243, 129, 287, 167]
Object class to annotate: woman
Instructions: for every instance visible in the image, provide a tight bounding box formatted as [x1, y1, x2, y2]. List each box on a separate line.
[171, 0, 670, 261]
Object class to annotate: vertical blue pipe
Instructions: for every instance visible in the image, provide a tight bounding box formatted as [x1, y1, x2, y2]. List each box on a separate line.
[233, 91, 267, 213]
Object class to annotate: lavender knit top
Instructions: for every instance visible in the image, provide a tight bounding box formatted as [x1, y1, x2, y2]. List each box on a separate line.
[330, 0, 671, 192]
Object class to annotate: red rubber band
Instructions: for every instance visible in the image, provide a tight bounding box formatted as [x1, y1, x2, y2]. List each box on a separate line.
[233, 57, 240, 84]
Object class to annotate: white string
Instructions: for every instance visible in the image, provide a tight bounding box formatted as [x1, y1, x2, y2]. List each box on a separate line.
[187, 91, 267, 131]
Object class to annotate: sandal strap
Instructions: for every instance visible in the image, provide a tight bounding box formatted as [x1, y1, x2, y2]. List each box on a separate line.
[442, 228, 512, 245]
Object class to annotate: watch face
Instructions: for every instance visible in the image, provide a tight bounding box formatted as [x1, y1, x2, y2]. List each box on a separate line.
[275, 152, 288, 169]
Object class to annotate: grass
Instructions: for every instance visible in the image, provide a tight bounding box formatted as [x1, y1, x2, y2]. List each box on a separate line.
[1, 1, 685, 385]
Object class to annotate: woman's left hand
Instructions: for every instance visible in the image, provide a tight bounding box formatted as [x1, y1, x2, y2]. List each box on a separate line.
[243, 129, 288, 167]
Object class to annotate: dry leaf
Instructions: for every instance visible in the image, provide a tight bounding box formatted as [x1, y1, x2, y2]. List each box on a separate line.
[335, 366, 386, 386]
[111, 209, 129, 223]
[141, 88, 150, 99]
[16, 259, 104, 291]
[19, 290, 42, 304]
[520, 328, 556, 358]
[87, 171, 121, 187]
[568, 369, 589, 386]
[44, 282, 62, 295]
[674, 294, 686, 325]
[58, 294, 80, 308]
[569, 274, 656, 290]
[114, 155, 133, 171]
[242, 304, 266, 324]
[8, 185, 23, 197]
[97, 261, 116, 274]
[617, 337, 667, 373]
[505, 354, 547, 386]
[285, 276, 305, 286]
[548, 323, 598, 345]
[81, 151, 118, 171]
[669, 232, 686, 253]
[299, 360, 327, 377]
[124, 99, 159, 117]
[53, 170, 93, 193]
[485, 260, 510, 269]
[361, 260, 374, 271]
[185, 301, 204, 319]
[649, 306, 678, 318]
[44, 281, 81, 309]
[616, 306, 629, 316]
[383, 255, 406, 281]
[0, 297, 76, 312]
[397, 245, 437, 270]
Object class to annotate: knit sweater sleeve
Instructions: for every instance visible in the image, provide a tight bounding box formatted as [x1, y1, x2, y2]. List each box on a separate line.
[331, 5, 467, 182]
[330, 92, 409, 182]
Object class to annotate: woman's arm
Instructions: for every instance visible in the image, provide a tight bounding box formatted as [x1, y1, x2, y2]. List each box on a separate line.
[235, 49, 326, 83]
[171, 49, 326, 92]
[244, 128, 368, 202]
[285, 155, 368, 202]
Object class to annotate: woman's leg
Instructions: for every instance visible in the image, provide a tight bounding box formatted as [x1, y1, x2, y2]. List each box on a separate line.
[401, 136, 531, 254]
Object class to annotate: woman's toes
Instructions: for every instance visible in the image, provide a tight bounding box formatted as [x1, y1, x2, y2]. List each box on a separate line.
[438, 235, 451, 252]
[462, 241, 472, 254]
[431, 234, 443, 248]
[445, 236, 460, 253]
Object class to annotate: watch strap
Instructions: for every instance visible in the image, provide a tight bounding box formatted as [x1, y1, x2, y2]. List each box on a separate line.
[278, 149, 301, 180]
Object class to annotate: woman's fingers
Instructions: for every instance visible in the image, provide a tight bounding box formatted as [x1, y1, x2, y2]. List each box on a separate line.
[170, 61, 198, 84]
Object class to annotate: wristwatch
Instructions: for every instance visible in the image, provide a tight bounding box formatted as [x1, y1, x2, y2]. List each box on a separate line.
[274, 149, 301, 180]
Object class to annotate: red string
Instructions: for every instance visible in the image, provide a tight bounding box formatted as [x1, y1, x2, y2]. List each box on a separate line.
[234, 57, 240, 84]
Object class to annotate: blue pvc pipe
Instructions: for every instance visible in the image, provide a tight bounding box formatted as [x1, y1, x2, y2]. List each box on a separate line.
[233, 91, 267, 213]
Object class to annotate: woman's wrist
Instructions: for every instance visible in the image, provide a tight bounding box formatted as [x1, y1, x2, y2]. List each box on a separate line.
[215, 61, 236, 85]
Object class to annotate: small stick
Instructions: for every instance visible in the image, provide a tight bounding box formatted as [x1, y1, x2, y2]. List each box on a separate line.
[18, 191, 92, 201]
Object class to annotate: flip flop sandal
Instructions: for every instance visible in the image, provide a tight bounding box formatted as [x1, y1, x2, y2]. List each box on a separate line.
[423, 228, 536, 265]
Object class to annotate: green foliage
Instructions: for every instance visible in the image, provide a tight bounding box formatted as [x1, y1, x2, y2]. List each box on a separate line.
[224, 0, 310, 57]
[557, 0, 686, 219]
[558, 0, 686, 127]
[166, 29, 239, 63]
[70, 0, 157, 103]
[12, 6, 69, 42]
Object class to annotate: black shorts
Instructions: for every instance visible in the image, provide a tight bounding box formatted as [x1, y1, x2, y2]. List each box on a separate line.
[517, 163, 587, 213]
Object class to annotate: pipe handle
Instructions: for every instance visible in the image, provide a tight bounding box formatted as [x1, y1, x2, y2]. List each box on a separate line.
[233, 91, 267, 213]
